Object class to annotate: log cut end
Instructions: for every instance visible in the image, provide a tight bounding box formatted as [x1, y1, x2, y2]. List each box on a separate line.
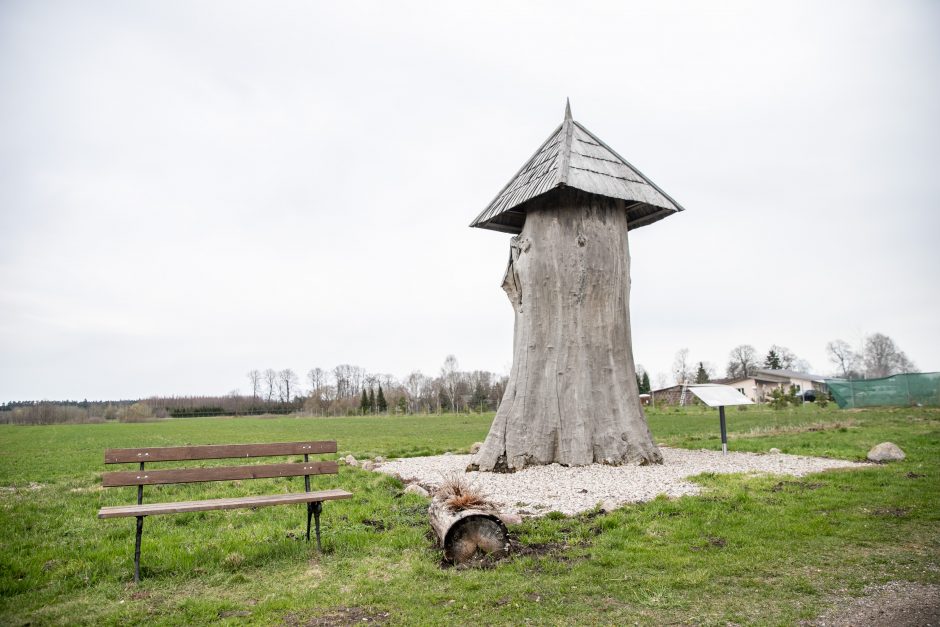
[428, 500, 509, 565]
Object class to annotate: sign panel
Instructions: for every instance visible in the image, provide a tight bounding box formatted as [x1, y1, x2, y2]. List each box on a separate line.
[687, 384, 754, 408]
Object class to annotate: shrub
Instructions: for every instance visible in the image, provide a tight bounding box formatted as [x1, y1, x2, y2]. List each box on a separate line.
[120, 402, 154, 423]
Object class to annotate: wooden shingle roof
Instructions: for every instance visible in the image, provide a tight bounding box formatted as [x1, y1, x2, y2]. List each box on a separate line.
[470, 102, 685, 233]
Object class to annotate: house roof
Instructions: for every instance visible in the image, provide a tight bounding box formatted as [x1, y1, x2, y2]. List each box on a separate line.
[725, 369, 828, 386]
[725, 372, 791, 385]
[469, 101, 685, 234]
[753, 368, 827, 383]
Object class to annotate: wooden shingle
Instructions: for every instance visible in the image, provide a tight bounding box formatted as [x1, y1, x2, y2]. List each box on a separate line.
[470, 101, 684, 233]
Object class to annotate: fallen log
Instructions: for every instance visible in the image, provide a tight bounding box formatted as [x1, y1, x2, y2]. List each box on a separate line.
[428, 499, 509, 565]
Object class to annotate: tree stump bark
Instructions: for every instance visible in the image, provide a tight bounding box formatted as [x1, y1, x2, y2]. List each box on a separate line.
[471, 190, 662, 472]
[428, 500, 509, 565]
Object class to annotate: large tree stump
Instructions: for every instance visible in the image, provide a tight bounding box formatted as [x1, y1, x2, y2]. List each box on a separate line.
[428, 500, 509, 565]
[471, 190, 662, 472]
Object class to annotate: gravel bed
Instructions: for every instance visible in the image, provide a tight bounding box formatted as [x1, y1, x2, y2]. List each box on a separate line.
[373, 447, 868, 516]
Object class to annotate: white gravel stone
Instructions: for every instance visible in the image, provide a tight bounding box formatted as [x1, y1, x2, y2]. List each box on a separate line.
[374, 447, 868, 517]
[403, 483, 430, 498]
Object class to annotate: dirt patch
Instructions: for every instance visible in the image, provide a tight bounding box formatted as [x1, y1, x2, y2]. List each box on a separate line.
[771, 480, 825, 493]
[442, 533, 591, 570]
[691, 536, 727, 551]
[361, 518, 388, 532]
[287, 606, 390, 626]
[741, 420, 858, 438]
[806, 581, 940, 626]
[869, 507, 912, 518]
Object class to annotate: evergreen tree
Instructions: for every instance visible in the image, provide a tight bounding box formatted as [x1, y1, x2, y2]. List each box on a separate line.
[359, 389, 369, 415]
[641, 371, 651, 394]
[376, 385, 388, 413]
[368, 388, 376, 414]
[764, 349, 782, 370]
[695, 362, 710, 384]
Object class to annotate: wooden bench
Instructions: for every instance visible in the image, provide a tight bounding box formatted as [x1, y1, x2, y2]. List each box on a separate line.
[98, 440, 352, 582]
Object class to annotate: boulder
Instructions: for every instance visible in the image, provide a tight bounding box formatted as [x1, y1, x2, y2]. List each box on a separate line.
[361, 461, 375, 471]
[374, 456, 385, 463]
[867, 442, 905, 462]
[404, 484, 430, 498]
[769, 448, 781, 454]
[470, 442, 484, 455]
[344, 455, 358, 467]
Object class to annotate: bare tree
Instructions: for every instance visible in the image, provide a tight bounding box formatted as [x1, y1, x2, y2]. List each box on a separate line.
[306, 367, 327, 395]
[672, 348, 692, 385]
[767, 345, 797, 370]
[332, 365, 350, 399]
[379, 373, 396, 390]
[826, 340, 860, 378]
[247, 370, 261, 400]
[278, 369, 298, 402]
[863, 333, 915, 378]
[263, 369, 277, 402]
[405, 370, 426, 414]
[727, 345, 758, 378]
[441, 354, 460, 413]
[655, 372, 669, 390]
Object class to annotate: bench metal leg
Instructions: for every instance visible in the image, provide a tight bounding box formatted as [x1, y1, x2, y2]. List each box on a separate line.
[306, 502, 313, 542]
[306, 502, 323, 551]
[134, 515, 144, 583]
[313, 502, 322, 551]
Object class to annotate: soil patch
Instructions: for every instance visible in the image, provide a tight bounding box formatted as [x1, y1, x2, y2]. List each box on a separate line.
[440, 532, 590, 570]
[771, 480, 826, 492]
[288, 606, 390, 626]
[869, 507, 912, 518]
[361, 518, 388, 532]
[806, 581, 940, 626]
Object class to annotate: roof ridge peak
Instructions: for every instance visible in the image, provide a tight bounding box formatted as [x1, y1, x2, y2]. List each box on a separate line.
[557, 99, 575, 185]
[469, 103, 685, 234]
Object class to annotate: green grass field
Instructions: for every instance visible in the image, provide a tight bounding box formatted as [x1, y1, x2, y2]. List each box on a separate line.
[1, 406, 937, 625]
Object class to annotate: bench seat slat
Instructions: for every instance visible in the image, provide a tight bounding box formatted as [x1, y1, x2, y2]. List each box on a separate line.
[102, 461, 338, 487]
[105, 441, 337, 464]
[97, 489, 353, 518]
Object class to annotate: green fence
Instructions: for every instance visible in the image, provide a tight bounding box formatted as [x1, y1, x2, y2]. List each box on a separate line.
[826, 372, 940, 409]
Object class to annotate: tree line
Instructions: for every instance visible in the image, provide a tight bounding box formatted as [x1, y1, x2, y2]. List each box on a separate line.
[646, 332, 917, 390]
[277, 355, 508, 417]
[0, 355, 509, 425]
[0, 334, 919, 425]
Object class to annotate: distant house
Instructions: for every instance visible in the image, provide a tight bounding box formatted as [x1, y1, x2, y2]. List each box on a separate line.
[724, 368, 827, 403]
[651, 368, 827, 405]
[649, 384, 702, 406]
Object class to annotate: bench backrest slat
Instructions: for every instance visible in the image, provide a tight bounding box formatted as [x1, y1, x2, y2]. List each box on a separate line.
[104, 441, 336, 464]
[102, 461, 338, 487]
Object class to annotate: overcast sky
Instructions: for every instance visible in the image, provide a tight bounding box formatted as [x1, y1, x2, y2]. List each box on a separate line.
[1, 0, 938, 402]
